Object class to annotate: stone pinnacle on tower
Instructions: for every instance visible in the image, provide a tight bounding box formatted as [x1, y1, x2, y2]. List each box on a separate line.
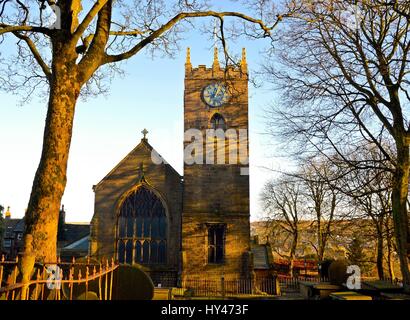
[241, 48, 247, 73]
[185, 47, 192, 73]
[213, 46, 220, 71]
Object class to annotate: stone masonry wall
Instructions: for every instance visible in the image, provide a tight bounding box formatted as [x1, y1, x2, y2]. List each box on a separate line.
[90, 140, 183, 273]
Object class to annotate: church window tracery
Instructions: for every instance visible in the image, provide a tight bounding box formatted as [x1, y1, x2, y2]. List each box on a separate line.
[117, 186, 167, 265]
[210, 113, 227, 130]
[207, 224, 226, 264]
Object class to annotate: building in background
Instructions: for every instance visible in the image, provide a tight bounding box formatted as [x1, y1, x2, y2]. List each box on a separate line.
[1, 206, 89, 261]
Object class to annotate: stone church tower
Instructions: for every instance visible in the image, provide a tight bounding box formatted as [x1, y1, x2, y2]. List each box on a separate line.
[90, 47, 252, 284]
[181, 48, 252, 279]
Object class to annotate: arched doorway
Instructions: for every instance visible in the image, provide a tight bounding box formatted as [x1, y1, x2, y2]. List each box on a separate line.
[117, 186, 167, 265]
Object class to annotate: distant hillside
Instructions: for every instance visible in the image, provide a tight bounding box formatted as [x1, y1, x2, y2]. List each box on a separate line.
[250, 219, 401, 278]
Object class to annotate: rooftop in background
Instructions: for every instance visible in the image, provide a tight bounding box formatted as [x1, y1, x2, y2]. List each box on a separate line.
[58, 223, 90, 248]
[1, 206, 90, 260]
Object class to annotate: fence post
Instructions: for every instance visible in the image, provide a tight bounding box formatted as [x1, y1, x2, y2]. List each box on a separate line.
[221, 276, 225, 299]
[33, 269, 41, 300]
[58, 266, 63, 300]
[69, 265, 74, 300]
[98, 263, 102, 300]
[0, 264, 3, 290]
[109, 258, 114, 300]
[41, 266, 46, 300]
[105, 259, 109, 300]
[85, 266, 89, 301]
[274, 275, 281, 296]
[78, 269, 82, 300]
[11, 260, 18, 300]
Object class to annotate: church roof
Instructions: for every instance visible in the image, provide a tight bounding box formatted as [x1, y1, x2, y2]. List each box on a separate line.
[94, 137, 181, 190]
[62, 235, 89, 250]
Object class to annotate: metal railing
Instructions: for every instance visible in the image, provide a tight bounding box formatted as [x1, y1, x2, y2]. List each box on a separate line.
[178, 276, 280, 297]
[175, 275, 331, 297]
[277, 275, 329, 291]
[0, 255, 119, 300]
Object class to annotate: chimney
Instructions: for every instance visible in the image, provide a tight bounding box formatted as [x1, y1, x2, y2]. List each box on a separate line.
[5, 206, 11, 220]
[58, 205, 66, 241]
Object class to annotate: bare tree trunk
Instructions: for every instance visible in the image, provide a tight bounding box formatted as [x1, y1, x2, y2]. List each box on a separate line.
[376, 231, 385, 280]
[392, 137, 410, 290]
[23, 43, 79, 265]
[289, 231, 298, 278]
[386, 237, 395, 280]
[317, 218, 324, 263]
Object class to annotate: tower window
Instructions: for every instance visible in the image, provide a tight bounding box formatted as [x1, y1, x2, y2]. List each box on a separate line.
[210, 113, 226, 130]
[207, 224, 226, 264]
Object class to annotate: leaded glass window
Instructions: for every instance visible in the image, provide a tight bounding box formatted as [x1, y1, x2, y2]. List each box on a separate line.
[208, 224, 226, 264]
[210, 113, 226, 130]
[117, 186, 167, 264]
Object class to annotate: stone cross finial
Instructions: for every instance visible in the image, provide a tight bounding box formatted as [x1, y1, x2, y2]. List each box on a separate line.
[141, 128, 148, 140]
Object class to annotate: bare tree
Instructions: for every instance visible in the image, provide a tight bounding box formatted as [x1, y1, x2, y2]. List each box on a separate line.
[338, 145, 394, 279]
[297, 159, 340, 263]
[0, 0, 297, 279]
[261, 176, 305, 276]
[264, 0, 410, 289]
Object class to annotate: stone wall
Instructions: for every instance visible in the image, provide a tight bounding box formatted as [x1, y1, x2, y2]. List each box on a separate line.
[181, 51, 251, 279]
[90, 139, 183, 273]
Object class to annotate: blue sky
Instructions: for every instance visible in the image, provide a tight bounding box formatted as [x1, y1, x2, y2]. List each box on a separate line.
[0, 10, 288, 222]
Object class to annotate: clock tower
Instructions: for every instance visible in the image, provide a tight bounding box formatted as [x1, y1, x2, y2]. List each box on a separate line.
[181, 48, 252, 280]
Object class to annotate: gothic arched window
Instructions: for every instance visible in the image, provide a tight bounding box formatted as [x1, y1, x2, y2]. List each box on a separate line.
[210, 113, 226, 130]
[117, 186, 167, 265]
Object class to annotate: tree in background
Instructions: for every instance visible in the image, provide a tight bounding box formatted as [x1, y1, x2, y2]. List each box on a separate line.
[337, 144, 395, 279]
[264, 0, 410, 290]
[261, 176, 305, 277]
[347, 237, 373, 275]
[296, 158, 342, 263]
[347, 238, 364, 266]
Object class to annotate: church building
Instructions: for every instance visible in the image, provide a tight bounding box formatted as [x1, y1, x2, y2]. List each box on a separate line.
[89, 48, 252, 284]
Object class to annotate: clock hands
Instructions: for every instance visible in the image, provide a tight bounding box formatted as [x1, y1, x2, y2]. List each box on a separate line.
[203, 83, 228, 107]
[215, 85, 222, 98]
[212, 86, 218, 98]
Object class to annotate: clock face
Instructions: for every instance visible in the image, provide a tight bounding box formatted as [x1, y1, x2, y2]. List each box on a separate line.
[202, 83, 229, 107]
